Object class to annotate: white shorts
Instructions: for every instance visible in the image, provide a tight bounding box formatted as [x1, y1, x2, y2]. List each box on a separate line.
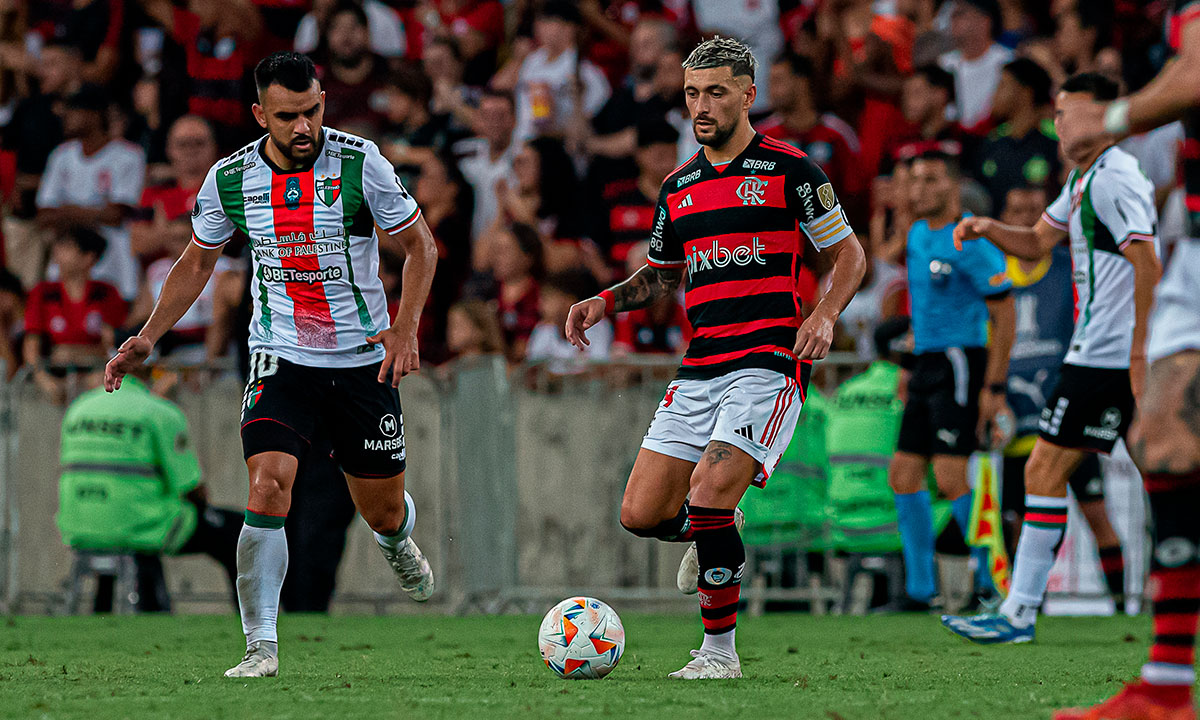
[641, 368, 806, 487]
[1148, 240, 1200, 363]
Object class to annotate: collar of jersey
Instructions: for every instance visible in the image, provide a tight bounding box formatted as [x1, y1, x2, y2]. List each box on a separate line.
[256, 130, 326, 175]
[702, 132, 762, 174]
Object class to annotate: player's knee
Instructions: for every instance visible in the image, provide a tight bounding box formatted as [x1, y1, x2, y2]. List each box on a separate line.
[1131, 412, 1200, 473]
[888, 458, 923, 494]
[247, 472, 292, 508]
[360, 499, 406, 534]
[619, 502, 660, 535]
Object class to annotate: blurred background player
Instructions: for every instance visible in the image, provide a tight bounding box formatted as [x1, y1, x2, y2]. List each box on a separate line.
[943, 73, 1161, 647]
[566, 37, 865, 679]
[994, 185, 1127, 612]
[103, 52, 438, 679]
[887, 149, 1015, 613]
[1052, 1, 1200, 716]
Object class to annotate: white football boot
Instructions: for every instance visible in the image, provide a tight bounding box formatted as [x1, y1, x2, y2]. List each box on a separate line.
[676, 507, 745, 594]
[378, 536, 435, 601]
[224, 642, 278, 678]
[668, 649, 743, 679]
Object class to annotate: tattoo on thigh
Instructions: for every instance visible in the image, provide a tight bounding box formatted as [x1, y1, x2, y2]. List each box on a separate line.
[703, 441, 736, 466]
[1181, 363, 1200, 441]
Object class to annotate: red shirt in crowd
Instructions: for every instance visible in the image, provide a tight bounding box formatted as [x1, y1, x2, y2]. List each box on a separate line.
[497, 280, 540, 352]
[139, 180, 199, 222]
[24, 280, 127, 348]
[613, 299, 691, 355]
[598, 177, 657, 268]
[756, 114, 865, 196]
[172, 7, 252, 129]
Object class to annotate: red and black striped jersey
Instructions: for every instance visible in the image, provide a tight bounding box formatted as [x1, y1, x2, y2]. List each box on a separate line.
[1171, 0, 1200, 236]
[646, 133, 854, 380]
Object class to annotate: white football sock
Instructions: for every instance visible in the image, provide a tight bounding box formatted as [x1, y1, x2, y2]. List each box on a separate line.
[999, 495, 1068, 628]
[236, 524, 288, 647]
[374, 491, 416, 550]
[700, 628, 737, 659]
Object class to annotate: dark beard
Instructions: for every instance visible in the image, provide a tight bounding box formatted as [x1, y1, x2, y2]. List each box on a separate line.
[271, 133, 319, 165]
[694, 118, 737, 149]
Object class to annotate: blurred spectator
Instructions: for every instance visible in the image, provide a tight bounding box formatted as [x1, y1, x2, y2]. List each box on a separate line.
[137, 0, 263, 145]
[56, 360, 240, 613]
[22, 0, 125, 87]
[131, 114, 218, 263]
[0, 269, 24, 378]
[380, 65, 461, 187]
[973, 58, 1059, 212]
[456, 88, 517, 244]
[36, 84, 145, 299]
[938, 0, 1012, 129]
[295, 0, 406, 61]
[527, 268, 610, 372]
[22, 227, 127, 402]
[424, 36, 476, 130]
[445, 299, 506, 362]
[490, 222, 543, 362]
[1, 40, 79, 286]
[611, 241, 688, 356]
[888, 63, 962, 168]
[757, 53, 865, 213]
[127, 221, 240, 364]
[690, 0, 782, 113]
[592, 120, 679, 272]
[578, 0, 681, 86]
[413, 151, 474, 360]
[412, 0, 506, 87]
[492, 136, 583, 243]
[837, 249, 907, 362]
[316, 0, 389, 137]
[495, 1, 611, 141]
[1053, 2, 1110, 78]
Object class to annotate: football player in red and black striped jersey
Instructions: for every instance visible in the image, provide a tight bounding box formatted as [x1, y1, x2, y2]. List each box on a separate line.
[566, 36, 865, 680]
[1051, 2, 1200, 718]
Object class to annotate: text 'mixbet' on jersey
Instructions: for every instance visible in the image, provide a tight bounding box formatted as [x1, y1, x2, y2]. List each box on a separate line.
[646, 133, 853, 380]
[191, 128, 422, 368]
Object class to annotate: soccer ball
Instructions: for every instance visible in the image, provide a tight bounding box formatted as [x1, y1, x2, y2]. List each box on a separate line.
[537, 596, 625, 679]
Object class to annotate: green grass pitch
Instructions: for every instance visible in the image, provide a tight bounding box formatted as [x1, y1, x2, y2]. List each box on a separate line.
[0, 613, 1167, 719]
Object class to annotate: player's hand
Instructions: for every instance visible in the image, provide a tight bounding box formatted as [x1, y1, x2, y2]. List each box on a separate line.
[794, 308, 835, 360]
[565, 296, 606, 351]
[368, 324, 420, 387]
[1130, 351, 1147, 407]
[953, 216, 992, 251]
[104, 335, 153, 392]
[977, 389, 1011, 448]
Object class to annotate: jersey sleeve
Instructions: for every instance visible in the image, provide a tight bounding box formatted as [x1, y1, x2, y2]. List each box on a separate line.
[362, 141, 422, 234]
[646, 184, 684, 269]
[153, 406, 201, 497]
[190, 165, 235, 249]
[1093, 170, 1158, 250]
[1042, 179, 1071, 231]
[787, 156, 854, 251]
[962, 238, 1013, 297]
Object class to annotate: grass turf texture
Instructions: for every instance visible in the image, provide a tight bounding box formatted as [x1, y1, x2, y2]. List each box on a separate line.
[0, 613, 1167, 719]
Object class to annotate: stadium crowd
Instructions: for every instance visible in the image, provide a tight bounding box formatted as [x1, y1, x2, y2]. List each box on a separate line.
[0, 0, 1183, 389]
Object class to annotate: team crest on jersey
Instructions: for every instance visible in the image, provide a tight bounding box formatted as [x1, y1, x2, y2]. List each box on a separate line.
[284, 176, 303, 210]
[736, 176, 768, 206]
[316, 175, 341, 207]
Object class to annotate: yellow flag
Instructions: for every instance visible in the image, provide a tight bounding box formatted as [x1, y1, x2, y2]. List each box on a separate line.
[968, 454, 1011, 595]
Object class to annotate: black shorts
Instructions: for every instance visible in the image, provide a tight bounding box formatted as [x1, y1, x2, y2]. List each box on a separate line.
[1038, 364, 1134, 454]
[1001, 452, 1105, 518]
[240, 352, 406, 478]
[897, 347, 987, 457]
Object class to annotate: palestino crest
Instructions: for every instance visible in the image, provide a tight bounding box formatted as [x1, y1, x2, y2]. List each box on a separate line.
[316, 174, 341, 207]
[736, 176, 768, 206]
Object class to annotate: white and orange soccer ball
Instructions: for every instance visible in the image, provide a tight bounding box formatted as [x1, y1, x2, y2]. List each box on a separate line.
[537, 597, 625, 679]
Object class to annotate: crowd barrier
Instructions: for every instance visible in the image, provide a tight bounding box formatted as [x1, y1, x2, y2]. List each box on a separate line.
[0, 354, 1147, 615]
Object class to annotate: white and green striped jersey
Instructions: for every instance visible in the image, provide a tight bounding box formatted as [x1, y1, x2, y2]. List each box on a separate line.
[1042, 146, 1157, 369]
[190, 128, 421, 368]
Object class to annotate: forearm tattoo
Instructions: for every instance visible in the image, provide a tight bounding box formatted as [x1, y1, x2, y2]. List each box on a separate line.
[609, 265, 684, 313]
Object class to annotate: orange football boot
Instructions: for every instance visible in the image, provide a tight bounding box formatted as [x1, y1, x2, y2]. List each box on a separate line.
[1053, 681, 1195, 720]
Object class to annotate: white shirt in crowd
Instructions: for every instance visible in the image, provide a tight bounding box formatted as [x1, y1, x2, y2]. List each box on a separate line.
[36, 138, 146, 299]
[145, 254, 238, 363]
[527, 319, 612, 374]
[514, 47, 610, 141]
[689, 0, 782, 112]
[294, 0, 406, 58]
[938, 43, 1013, 128]
[455, 136, 517, 242]
[837, 259, 906, 362]
[1120, 121, 1185, 194]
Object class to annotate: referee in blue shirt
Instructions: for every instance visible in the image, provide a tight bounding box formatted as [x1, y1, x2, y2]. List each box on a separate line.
[889, 149, 1016, 611]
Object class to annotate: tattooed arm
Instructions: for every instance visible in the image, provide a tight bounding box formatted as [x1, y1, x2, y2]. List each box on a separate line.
[564, 264, 684, 350]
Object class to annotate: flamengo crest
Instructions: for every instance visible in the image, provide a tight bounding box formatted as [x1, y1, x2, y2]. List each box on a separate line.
[736, 176, 768, 206]
[316, 175, 341, 207]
